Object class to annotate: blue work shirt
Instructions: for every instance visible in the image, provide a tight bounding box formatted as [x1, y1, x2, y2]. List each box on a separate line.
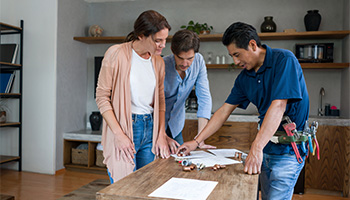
[163, 53, 212, 138]
[226, 45, 309, 155]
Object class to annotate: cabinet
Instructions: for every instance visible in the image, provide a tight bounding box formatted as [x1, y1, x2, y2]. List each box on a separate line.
[73, 30, 350, 69]
[0, 21, 23, 171]
[63, 130, 107, 173]
[183, 120, 350, 197]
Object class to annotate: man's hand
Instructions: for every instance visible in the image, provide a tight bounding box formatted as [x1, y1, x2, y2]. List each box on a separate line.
[166, 136, 180, 154]
[244, 143, 263, 175]
[155, 133, 171, 159]
[114, 133, 136, 164]
[199, 141, 216, 149]
[176, 140, 198, 156]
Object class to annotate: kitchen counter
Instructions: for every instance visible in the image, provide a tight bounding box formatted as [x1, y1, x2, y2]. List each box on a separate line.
[64, 129, 102, 141]
[186, 113, 350, 126]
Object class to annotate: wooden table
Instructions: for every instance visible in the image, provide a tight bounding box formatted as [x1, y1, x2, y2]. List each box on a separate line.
[96, 156, 259, 200]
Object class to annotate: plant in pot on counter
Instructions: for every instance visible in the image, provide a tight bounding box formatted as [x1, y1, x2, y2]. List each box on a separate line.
[181, 20, 213, 35]
[0, 99, 9, 123]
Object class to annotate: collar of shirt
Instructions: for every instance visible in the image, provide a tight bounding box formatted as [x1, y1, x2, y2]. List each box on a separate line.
[245, 44, 272, 77]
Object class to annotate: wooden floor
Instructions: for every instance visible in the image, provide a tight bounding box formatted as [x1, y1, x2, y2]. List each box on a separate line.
[0, 168, 347, 200]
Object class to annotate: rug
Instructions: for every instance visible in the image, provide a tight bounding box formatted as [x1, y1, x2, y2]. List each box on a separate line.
[58, 179, 110, 200]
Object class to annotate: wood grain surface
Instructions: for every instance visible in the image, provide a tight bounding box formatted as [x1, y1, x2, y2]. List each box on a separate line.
[305, 125, 350, 195]
[182, 120, 258, 150]
[96, 156, 259, 200]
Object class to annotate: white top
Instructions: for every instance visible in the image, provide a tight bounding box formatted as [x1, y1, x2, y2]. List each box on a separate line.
[130, 49, 156, 114]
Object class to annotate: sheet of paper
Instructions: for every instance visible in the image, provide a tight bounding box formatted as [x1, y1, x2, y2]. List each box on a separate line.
[148, 177, 218, 200]
[208, 148, 246, 158]
[190, 156, 241, 167]
[171, 150, 215, 159]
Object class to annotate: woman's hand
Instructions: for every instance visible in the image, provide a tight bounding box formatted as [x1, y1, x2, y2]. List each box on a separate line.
[176, 140, 198, 156]
[114, 133, 136, 164]
[166, 136, 180, 154]
[155, 133, 171, 159]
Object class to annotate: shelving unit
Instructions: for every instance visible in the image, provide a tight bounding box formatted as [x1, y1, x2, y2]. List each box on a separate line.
[74, 30, 350, 69]
[0, 21, 23, 170]
[63, 130, 105, 172]
[74, 30, 350, 43]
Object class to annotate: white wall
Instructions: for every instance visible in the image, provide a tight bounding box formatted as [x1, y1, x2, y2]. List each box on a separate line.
[0, 0, 57, 173]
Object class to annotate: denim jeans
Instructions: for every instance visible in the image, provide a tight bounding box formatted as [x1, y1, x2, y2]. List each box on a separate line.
[259, 153, 305, 200]
[132, 113, 155, 170]
[166, 127, 184, 145]
[107, 113, 154, 184]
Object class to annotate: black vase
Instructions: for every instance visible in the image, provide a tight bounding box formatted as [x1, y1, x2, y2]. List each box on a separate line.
[304, 10, 321, 31]
[261, 16, 276, 32]
[90, 111, 102, 131]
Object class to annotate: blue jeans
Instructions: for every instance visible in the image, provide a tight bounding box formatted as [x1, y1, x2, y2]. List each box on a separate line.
[107, 113, 155, 184]
[259, 153, 305, 200]
[132, 113, 155, 170]
[166, 127, 184, 145]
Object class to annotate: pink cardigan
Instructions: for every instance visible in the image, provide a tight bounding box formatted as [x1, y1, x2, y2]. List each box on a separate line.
[96, 42, 165, 181]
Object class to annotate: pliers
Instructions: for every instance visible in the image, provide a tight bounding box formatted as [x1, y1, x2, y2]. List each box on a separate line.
[311, 121, 320, 160]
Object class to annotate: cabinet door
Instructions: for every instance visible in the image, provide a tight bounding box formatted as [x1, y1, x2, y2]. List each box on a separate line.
[182, 120, 258, 151]
[305, 125, 350, 196]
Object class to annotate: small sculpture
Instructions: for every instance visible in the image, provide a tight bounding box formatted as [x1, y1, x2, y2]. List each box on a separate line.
[89, 25, 103, 37]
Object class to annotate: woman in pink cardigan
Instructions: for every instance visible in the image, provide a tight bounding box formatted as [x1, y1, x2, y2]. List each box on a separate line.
[96, 10, 179, 183]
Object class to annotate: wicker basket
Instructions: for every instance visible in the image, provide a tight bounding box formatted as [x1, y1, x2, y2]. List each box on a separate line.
[71, 148, 88, 165]
[96, 149, 106, 167]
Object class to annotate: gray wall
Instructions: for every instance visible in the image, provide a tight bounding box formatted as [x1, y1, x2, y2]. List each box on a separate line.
[56, 0, 89, 171]
[85, 0, 349, 119]
[341, 0, 350, 117]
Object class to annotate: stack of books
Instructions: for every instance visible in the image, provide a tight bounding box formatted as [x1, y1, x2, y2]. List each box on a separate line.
[0, 43, 18, 94]
[0, 72, 15, 93]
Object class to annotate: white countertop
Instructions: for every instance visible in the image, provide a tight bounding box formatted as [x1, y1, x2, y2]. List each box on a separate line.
[186, 113, 350, 126]
[64, 129, 102, 142]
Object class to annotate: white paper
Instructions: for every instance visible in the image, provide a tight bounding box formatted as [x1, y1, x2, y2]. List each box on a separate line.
[171, 150, 215, 159]
[148, 177, 218, 200]
[208, 148, 246, 158]
[190, 156, 241, 167]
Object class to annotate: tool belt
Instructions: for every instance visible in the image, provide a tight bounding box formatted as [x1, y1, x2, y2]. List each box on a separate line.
[270, 131, 308, 144]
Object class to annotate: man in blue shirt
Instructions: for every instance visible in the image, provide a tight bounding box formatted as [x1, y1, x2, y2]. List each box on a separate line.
[176, 22, 309, 200]
[163, 30, 214, 152]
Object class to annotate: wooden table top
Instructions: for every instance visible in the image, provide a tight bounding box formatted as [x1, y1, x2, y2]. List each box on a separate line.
[96, 156, 259, 200]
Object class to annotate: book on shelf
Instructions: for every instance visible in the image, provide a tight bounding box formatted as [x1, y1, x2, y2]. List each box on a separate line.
[0, 43, 19, 64]
[0, 72, 15, 93]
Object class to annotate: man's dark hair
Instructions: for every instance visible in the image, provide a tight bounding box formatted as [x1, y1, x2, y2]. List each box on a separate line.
[222, 22, 261, 50]
[171, 29, 200, 56]
[125, 10, 171, 42]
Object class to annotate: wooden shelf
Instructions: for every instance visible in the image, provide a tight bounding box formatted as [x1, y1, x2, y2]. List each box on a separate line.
[300, 62, 349, 69]
[0, 122, 21, 127]
[74, 30, 350, 44]
[0, 155, 20, 164]
[0, 22, 22, 31]
[0, 62, 21, 67]
[206, 63, 350, 69]
[0, 93, 21, 98]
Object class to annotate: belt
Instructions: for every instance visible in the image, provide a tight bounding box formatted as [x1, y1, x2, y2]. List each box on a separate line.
[270, 131, 308, 144]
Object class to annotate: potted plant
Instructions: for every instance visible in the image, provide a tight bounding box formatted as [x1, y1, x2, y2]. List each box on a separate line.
[181, 20, 213, 35]
[0, 99, 9, 123]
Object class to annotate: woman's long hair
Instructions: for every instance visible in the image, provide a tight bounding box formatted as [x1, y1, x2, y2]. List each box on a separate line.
[125, 10, 171, 42]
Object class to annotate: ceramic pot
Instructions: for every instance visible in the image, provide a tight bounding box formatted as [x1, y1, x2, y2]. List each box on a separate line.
[304, 10, 321, 31]
[89, 111, 102, 131]
[0, 111, 6, 123]
[261, 16, 276, 32]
